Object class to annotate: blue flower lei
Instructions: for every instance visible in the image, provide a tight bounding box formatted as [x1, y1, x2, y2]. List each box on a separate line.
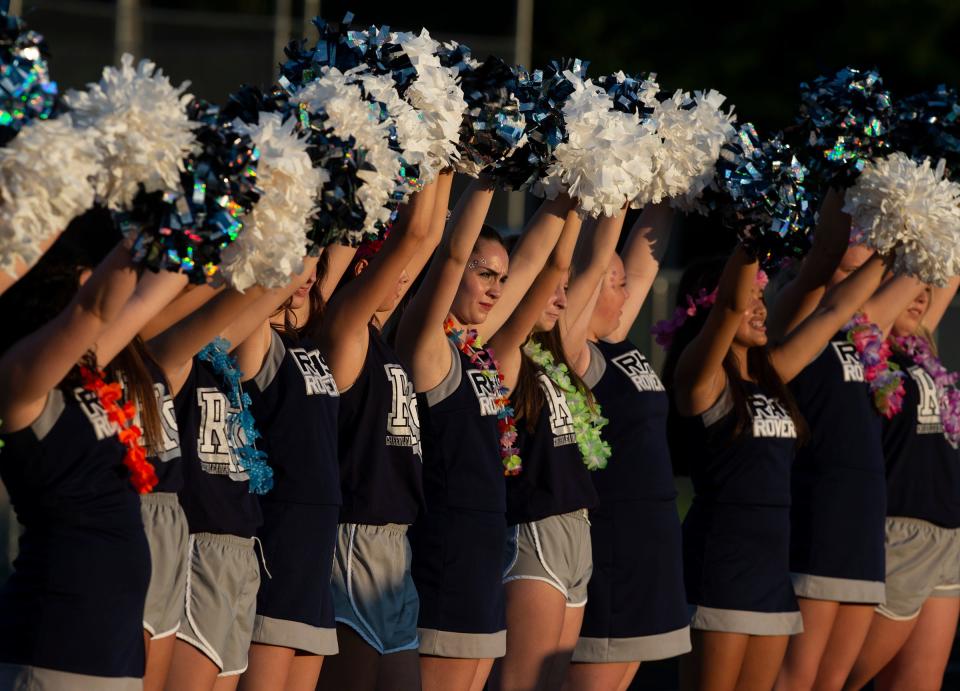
[198, 337, 273, 494]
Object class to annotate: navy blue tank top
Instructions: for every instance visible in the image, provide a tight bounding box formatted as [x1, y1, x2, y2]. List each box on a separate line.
[582, 339, 675, 503]
[882, 352, 960, 527]
[789, 331, 884, 477]
[337, 325, 424, 525]
[674, 381, 798, 507]
[0, 385, 150, 672]
[175, 356, 263, 537]
[246, 330, 341, 506]
[419, 340, 504, 513]
[505, 368, 599, 525]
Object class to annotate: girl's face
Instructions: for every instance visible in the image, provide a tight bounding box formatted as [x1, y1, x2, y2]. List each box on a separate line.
[535, 274, 569, 332]
[733, 284, 768, 349]
[891, 286, 932, 338]
[826, 244, 873, 290]
[450, 239, 509, 326]
[590, 255, 628, 339]
[290, 266, 317, 310]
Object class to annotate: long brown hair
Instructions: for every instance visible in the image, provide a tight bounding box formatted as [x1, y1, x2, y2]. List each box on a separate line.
[108, 337, 166, 456]
[512, 324, 598, 432]
[662, 256, 808, 445]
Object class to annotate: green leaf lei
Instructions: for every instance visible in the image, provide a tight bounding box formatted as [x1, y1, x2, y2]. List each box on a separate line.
[523, 339, 611, 470]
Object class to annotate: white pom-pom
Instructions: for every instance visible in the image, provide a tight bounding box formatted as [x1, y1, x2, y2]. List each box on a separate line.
[0, 115, 99, 274]
[218, 113, 321, 291]
[64, 54, 195, 209]
[346, 67, 437, 183]
[843, 152, 960, 285]
[640, 88, 736, 209]
[535, 72, 659, 218]
[294, 67, 400, 236]
[392, 30, 467, 171]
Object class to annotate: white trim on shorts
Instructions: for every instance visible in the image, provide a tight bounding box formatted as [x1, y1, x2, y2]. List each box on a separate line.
[502, 521, 587, 608]
[336, 524, 420, 656]
[176, 534, 225, 670]
[145, 619, 181, 640]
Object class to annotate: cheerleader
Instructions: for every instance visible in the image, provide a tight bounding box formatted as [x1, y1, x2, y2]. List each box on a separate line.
[663, 243, 886, 691]
[566, 203, 691, 691]
[486, 208, 600, 691]
[0, 213, 177, 689]
[234, 245, 354, 691]
[148, 257, 319, 691]
[313, 181, 442, 691]
[844, 280, 960, 691]
[397, 176, 577, 691]
[770, 191, 930, 691]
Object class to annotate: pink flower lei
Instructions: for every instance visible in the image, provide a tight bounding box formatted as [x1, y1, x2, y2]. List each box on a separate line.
[893, 334, 960, 448]
[842, 313, 905, 419]
[652, 270, 768, 350]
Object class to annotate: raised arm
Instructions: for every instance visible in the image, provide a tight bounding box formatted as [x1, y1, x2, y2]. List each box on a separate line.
[673, 247, 759, 416]
[319, 181, 439, 391]
[0, 244, 138, 431]
[489, 211, 582, 390]
[396, 175, 496, 392]
[604, 202, 674, 344]
[318, 244, 358, 301]
[476, 194, 577, 340]
[771, 253, 887, 383]
[566, 207, 627, 328]
[768, 188, 851, 339]
[923, 276, 960, 333]
[857, 274, 927, 336]
[139, 284, 221, 341]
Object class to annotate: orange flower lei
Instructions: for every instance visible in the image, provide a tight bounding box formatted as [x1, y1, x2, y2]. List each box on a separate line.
[80, 366, 158, 494]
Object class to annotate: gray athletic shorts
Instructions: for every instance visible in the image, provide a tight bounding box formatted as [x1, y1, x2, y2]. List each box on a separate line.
[331, 523, 420, 655]
[176, 533, 260, 676]
[0, 663, 141, 690]
[876, 517, 960, 620]
[140, 492, 190, 639]
[503, 509, 593, 607]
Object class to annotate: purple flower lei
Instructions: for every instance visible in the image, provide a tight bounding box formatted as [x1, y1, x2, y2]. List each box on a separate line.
[894, 334, 960, 448]
[842, 313, 905, 418]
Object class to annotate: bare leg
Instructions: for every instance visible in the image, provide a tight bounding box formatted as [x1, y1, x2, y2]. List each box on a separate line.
[682, 630, 749, 691]
[811, 604, 874, 691]
[489, 579, 567, 691]
[420, 656, 481, 691]
[213, 675, 240, 691]
[316, 625, 380, 691]
[376, 649, 422, 691]
[842, 613, 916, 691]
[874, 597, 959, 691]
[165, 639, 221, 691]
[776, 599, 838, 691]
[616, 662, 641, 691]
[544, 606, 586, 689]
[286, 653, 324, 691]
[469, 658, 495, 691]
[735, 635, 789, 691]
[566, 661, 638, 691]
[145, 633, 178, 691]
[238, 644, 295, 691]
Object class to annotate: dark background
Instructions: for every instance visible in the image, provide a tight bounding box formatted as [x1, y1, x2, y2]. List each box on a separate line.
[7, 2, 960, 688]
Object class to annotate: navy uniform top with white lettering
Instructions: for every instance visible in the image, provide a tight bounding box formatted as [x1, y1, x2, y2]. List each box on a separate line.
[419, 340, 504, 513]
[0, 385, 150, 676]
[141, 360, 183, 493]
[581, 339, 674, 502]
[789, 332, 884, 478]
[337, 325, 424, 525]
[505, 368, 599, 525]
[883, 352, 960, 528]
[677, 382, 798, 507]
[175, 356, 262, 537]
[245, 330, 341, 506]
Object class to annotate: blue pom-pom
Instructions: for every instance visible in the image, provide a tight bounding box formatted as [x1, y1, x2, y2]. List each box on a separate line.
[0, 12, 58, 146]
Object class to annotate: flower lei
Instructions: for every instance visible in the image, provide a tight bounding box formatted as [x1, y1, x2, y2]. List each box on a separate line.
[79, 365, 158, 494]
[443, 318, 521, 475]
[842, 313, 905, 419]
[652, 270, 769, 350]
[893, 334, 960, 447]
[198, 337, 273, 494]
[522, 339, 611, 470]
